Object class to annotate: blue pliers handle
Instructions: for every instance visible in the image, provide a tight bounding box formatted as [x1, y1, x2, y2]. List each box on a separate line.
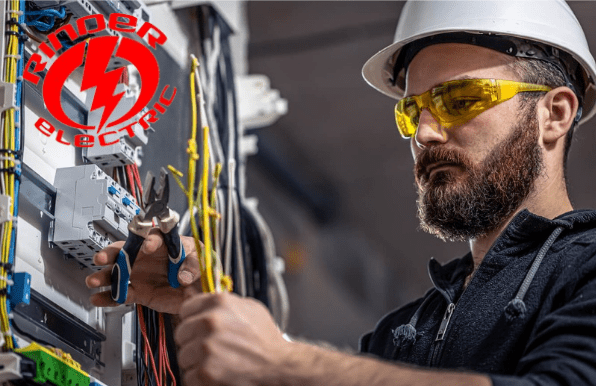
[110, 167, 186, 304]
[110, 215, 187, 304]
[111, 232, 144, 304]
[163, 223, 186, 288]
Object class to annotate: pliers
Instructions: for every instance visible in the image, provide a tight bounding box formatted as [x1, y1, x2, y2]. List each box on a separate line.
[111, 167, 186, 304]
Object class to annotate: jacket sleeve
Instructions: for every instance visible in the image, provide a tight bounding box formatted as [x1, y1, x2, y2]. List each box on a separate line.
[490, 252, 596, 386]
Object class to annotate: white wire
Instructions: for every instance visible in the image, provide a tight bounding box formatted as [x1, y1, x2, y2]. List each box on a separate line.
[224, 159, 235, 277]
[178, 206, 197, 236]
[0, 157, 19, 164]
[244, 201, 290, 330]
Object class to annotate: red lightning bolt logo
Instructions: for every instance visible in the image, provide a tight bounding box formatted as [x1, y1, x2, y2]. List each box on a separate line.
[80, 36, 125, 133]
[42, 35, 160, 133]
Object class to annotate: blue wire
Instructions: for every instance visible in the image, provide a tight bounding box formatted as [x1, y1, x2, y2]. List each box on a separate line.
[25, 7, 65, 18]
[24, 6, 66, 32]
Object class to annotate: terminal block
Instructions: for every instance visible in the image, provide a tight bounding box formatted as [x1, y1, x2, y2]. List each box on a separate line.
[52, 164, 140, 270]
[83, 137, 136, 168]
[15, 342, 90, 386]
[9, 272, 31, 307]
[83, 84, 149, 168]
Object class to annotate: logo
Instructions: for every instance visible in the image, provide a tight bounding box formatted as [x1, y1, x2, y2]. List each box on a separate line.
[24, 13, 177, 147]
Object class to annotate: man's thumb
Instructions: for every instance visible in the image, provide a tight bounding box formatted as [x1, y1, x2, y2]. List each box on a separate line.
[178, 269, 196, 285]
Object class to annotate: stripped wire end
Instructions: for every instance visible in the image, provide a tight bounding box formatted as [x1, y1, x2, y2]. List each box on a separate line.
[167, 165, 187, 196]
[221, 275, 233, 292]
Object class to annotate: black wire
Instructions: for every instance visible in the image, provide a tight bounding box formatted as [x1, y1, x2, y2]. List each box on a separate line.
[243, 207, 269, 307]
[163, 314, 181, 386]
[117, 167, 126, 191]
[135, 307, 144, 386]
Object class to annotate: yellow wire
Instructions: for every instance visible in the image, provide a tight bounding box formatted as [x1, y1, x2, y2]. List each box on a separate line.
[0, 0, 19, 350]
[200, 126, 215, 292]
[187, 58, 210, 293]
[168, 57, 235, 294]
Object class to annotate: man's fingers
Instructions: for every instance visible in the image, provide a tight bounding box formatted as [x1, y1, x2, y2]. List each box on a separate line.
[140, 229, 165, 255]
[85, 266, 112, 288]
[174, 313, 211, 350]
[89, 285, 139, 307]
[89, 290, 119, 307]
[182, 368, 201, 386]
[179, 292, 227, 319]
[93, 241, 124, 266]
[169, 235, 200, 286]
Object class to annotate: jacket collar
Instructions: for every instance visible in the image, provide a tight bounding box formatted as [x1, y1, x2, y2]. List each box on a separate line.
[427, 209, 596, 302]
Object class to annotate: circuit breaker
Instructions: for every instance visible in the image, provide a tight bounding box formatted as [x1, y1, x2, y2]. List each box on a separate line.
[52, 164, 140, 270]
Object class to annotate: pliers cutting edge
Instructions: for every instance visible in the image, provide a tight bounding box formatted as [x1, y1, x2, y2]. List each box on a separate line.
[111, 167, 187, 304]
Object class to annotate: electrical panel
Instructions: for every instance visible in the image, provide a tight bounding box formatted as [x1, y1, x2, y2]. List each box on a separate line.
[0, 1, 288, 385]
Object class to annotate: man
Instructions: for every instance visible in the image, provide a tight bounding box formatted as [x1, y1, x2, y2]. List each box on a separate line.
[86, 1, 596, 385]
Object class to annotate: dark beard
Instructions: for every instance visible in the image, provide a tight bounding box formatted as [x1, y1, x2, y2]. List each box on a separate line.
[414, 112, 543, 242]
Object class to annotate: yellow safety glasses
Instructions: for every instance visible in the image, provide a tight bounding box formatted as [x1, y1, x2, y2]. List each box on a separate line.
[395, 78, 552, 138]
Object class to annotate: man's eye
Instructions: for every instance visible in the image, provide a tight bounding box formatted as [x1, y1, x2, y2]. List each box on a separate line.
[449, 98, 480, 111]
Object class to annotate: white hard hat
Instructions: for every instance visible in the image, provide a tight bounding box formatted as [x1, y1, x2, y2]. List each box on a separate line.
[362, 0, 596, 125]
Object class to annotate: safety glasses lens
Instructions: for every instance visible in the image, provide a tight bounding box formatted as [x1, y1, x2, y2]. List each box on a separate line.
[395, 98, 419, 138]
[395, 79, 496, 138]
[435, 80, 486, 117]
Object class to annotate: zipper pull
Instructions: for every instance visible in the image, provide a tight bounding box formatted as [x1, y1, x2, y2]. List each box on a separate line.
[436, 303, 455, 341]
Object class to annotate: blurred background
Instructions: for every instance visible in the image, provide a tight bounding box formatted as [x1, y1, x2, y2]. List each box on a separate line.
[238, 1, 596, 350]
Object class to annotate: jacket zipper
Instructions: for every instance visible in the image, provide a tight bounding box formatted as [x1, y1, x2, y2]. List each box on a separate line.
[428, 274, 474, 367]
[427, 256, 478, 367]
[436, 302, 455, 341]
[428, 302, 455, 366]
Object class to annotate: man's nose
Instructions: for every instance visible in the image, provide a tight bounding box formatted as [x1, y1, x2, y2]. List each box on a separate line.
[413, 109, 448, 149]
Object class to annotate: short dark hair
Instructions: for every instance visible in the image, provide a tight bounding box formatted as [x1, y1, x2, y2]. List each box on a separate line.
[506, 58, 576, 171]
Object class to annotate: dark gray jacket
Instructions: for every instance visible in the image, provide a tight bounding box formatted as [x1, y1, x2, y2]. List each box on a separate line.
[359, 209, 596, 386]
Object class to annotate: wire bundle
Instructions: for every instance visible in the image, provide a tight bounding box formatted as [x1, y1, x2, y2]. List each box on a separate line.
[113, 162, 180, 386]
[135, 306, 177, 386]
[24, 5, 70, 33]
[0, 0, 25, 352]
[169, 56, 228, 294]
[172, 6, 289, 329]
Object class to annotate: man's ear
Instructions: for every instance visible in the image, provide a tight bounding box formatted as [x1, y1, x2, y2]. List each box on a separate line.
[538, 86, 579, 145]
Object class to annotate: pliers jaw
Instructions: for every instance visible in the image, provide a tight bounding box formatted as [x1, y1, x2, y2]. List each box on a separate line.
[111, 167, 187, 304]
[142, 167, 170, 221]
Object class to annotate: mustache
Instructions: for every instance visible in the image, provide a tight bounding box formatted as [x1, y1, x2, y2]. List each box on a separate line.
[415, 146, 472, 182]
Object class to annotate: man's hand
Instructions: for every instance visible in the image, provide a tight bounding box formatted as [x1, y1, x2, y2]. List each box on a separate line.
[85, 230, 202, 314]
[173, 290, 494, 386]
[174, 290, 291, 386]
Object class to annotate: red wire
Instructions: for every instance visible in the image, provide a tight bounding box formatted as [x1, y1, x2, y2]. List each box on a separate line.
[134, 164, 175, 385]
[126, 165, 137, 202]
[133, 164, 144, 196]
[159, 313, 176, 386]
[137, 305, 162, 386]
